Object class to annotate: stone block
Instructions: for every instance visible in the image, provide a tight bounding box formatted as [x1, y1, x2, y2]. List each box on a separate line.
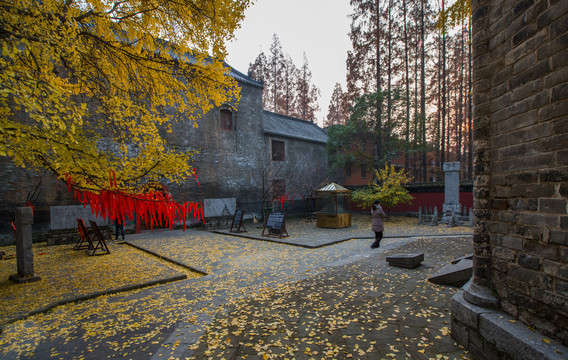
[451, 291, 485, 329]
[450, 318, 469, 346]
[451, 254, 473, 264]
[385, 253, 424, 269]
[518, 253, 541, 270]
[428, 259, 473, 287]
[50, 205, 108, 231]
[549, 230, 568, 246]
[203, 198, 236, 219]
[539, 199, 567, 214]
[479, 311, 568, 360]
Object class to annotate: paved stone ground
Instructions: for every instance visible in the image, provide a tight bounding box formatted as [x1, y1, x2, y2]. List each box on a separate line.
[214, 215, 472, 248]
[0, 216, 473, 359]
[186, 236, 473, 360]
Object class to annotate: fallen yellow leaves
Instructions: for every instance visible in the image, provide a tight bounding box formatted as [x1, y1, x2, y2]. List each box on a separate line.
[0, 215, 474, 359]
[0, 242, 200, 325]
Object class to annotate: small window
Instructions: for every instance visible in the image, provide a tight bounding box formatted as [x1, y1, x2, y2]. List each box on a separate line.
[361, 165, 367, 178]
[220, 109, 232, 130]
[345, 164, 352, 177]
[272, 140, 285, 161]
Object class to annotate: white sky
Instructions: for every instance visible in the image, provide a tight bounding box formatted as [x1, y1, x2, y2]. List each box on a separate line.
[226, 0, 353, 126]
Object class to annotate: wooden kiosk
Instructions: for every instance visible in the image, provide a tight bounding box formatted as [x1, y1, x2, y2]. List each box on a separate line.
[315, 183, 352, 228]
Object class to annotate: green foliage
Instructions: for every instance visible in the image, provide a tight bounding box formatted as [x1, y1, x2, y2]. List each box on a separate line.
[326, 89, 404, 174]
[326, 123, 362, 172]
[352, 165, 414, 212]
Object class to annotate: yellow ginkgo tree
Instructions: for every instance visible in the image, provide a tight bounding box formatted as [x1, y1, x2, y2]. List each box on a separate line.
[0, 0, 250, 194]
[352, 164, 414, 218]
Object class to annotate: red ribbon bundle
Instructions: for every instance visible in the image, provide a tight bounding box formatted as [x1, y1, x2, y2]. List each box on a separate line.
[67, 173, 203, 231]
[275, 195, 293, 210]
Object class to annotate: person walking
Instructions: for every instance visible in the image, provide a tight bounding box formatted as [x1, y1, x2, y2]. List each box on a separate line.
[114, 216, 125, 241]
[370, 199, 386, 249]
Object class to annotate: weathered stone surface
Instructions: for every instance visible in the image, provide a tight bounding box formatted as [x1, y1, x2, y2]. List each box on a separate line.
[203, 198, 236, 219]
[428, 259, 472, 287]
[50, 205, 108, 231]
[456, 0, 568, 355]
[451, 254, 473, 264]
[10, 207, 41, 283]
[385, 253, 424, 269]
[452, 291, 568, 360]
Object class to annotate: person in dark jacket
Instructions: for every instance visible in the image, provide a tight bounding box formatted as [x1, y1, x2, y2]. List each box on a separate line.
[114, 216, 125, 241]
[370, 199, 386, 249]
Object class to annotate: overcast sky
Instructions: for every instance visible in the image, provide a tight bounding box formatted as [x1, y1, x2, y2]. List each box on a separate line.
[226, 0, 353, 126]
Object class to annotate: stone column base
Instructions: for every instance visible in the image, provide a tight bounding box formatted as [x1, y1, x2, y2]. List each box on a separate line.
[9, 274, 41, 284]
[451, 290, 568, 360]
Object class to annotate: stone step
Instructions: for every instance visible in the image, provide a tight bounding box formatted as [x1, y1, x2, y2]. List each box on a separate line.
[386, 253, 424, 269]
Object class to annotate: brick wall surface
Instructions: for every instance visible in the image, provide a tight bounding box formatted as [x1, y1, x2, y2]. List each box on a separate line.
[473, 0, 568, 346]
[0, 76, 328, 243]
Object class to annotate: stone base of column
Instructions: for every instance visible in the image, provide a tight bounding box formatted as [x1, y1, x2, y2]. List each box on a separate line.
[9, 274, 41, 284]
[451, 289, 567, 360]
[462, 279, 499, 309]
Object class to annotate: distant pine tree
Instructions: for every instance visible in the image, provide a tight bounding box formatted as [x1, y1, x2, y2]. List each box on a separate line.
[248, 36, 320, 122]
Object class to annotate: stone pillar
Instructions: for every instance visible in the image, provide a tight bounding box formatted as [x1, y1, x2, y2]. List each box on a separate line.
[442, 162, 461, 223]
[9, 207, 41, 283]
[459, 0, 497, 308]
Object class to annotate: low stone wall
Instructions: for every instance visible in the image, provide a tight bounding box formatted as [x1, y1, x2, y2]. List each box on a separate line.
[47, 205, 110, 245]
[451, 290, 568, 360]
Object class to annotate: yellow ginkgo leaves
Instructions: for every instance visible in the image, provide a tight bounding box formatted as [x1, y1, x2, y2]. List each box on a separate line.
[1, 0, 251, 192]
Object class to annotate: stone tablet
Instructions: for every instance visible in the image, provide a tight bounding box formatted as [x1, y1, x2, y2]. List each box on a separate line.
[50, 205, 108, 230]
[442, 162, 461, 223]
[203, 198, 236, 219]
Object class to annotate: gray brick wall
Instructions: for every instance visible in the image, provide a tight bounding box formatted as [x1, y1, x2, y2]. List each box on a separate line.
[466, 0, 568, 349]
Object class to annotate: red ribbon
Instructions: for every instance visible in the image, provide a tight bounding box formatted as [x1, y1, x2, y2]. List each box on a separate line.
[64, 175, 203, 231]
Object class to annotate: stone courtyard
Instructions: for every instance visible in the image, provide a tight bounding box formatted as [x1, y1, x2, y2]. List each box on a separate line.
[0, 214, 478, 359]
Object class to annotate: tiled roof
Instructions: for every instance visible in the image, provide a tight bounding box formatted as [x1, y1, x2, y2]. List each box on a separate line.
[227, 65, 264, 88]
[263, 111, 328, 144]
[317, 182, 351, 192]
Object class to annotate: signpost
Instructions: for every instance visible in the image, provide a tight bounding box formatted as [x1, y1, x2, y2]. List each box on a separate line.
[262, 212, 289, 238]
[230, 209, 247, 233]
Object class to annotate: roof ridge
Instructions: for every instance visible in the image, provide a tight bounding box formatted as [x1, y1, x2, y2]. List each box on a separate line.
[226, 63, 264, 88]
[262, 110, 323, 128]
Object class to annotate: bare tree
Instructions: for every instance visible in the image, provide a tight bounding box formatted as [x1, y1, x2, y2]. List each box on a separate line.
[296, 54, 320, 122]
[325, 83, 349, 126]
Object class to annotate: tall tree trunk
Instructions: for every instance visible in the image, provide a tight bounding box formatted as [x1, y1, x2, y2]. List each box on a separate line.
[441, 0, 447, 172]
[467, 24, 473, 180]
[387, 0, 392, 166]
[436, 35, 442, 181]
[413, 54, 419, 181]
[420, 0, 427, 182]
[457, 26, 465, 171]
[375, 0, 383, 169]
[403, 0, 410, 172]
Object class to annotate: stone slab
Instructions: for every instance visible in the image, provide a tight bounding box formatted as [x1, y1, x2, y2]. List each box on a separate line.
[451, 254, 473, 264]
[428, 259, 472, 287]
[386, 253, 424, 269]
[452, 290, 568, 360]
[50, 205, 108, 230]
[203, 198, 236, 219]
